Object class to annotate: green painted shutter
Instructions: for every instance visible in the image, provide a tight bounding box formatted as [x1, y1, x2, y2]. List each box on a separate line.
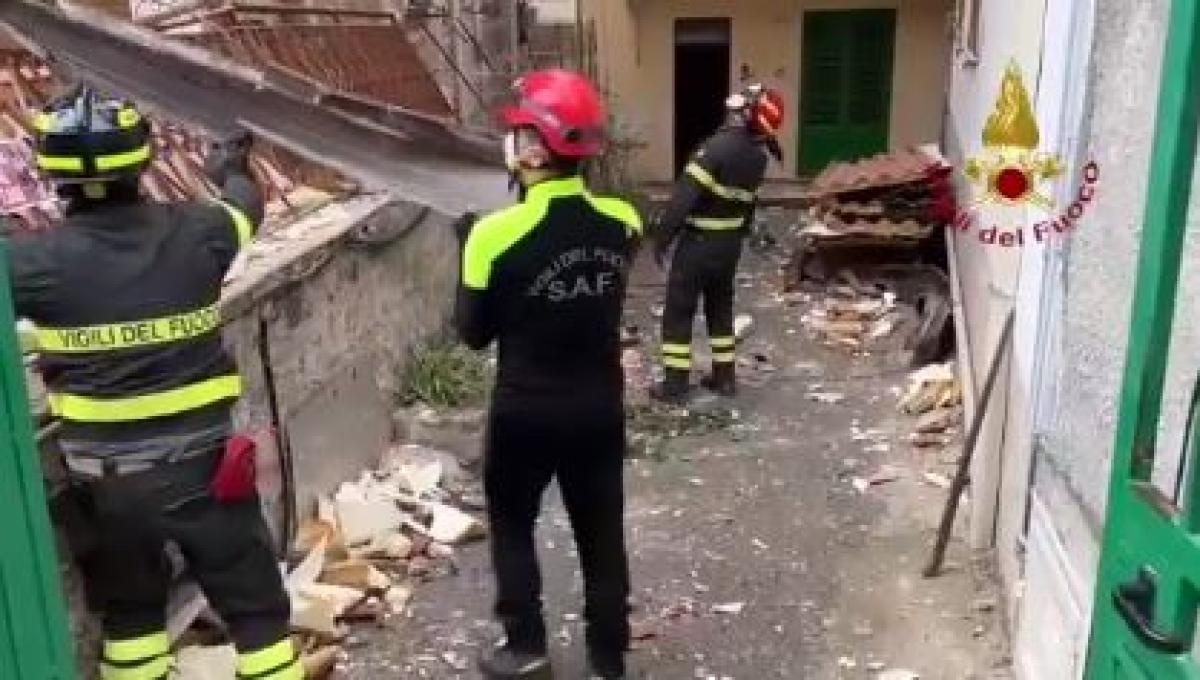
[799, 9, 896, 174]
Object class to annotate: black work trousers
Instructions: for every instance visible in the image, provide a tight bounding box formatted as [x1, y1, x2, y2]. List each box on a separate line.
[68, 448, 290, 652]
[484, 402, 631, 658]
[661, 229, 745, 370]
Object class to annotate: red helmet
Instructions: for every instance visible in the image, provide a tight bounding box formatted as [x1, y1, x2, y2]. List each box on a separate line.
[750, 88, 785, 137]
[501, 69, 606, 158]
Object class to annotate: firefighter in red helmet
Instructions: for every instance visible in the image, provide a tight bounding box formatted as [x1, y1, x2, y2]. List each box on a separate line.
[456, 69, 641, 679]
[650, 84, 785, 402]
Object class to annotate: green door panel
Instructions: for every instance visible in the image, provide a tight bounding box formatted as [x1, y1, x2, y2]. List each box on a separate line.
[1085, 2, 1200, 678]
[799, 9, 895, 174]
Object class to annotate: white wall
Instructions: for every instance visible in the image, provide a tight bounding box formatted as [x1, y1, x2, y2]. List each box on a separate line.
[944, 0, 1046, 553]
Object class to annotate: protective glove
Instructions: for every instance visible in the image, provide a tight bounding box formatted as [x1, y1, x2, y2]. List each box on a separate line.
[653, 238, 671, 269]
[204, 130, 254, 186]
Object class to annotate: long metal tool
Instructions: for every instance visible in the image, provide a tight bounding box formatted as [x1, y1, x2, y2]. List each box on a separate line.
[923, 307, 1015, 578]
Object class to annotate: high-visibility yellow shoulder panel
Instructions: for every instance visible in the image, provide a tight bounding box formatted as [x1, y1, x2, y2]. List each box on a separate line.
[461, 201, 546, 290]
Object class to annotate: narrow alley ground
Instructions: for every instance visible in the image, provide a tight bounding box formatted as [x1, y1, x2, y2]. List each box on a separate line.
[340, 243, 1013, 680]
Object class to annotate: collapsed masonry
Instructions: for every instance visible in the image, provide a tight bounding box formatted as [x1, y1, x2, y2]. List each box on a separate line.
[791, 146, 956, 366]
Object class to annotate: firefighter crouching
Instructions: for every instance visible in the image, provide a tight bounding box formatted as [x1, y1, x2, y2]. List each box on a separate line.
[650, 84, 785, 402]
[9, 88, 301, 679]
[457, 69, 640, 679]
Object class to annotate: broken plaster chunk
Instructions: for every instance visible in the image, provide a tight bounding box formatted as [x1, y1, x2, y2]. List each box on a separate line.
[710, 601, 746, 615]
[734, 314, 754, 340]
[922, 472, 952, 489]
[320, 560, 392, 591]
[353, 531, 413, 561]
[426, 502, 486, 545]
[806, 391, 845, 404]
[916, 407, 961, 434]
[290, 591, 348, 638]
[334, 483, 406, 546]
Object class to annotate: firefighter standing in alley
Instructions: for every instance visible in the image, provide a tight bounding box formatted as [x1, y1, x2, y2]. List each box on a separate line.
[456, 69, 640, 680]
[8, 88, 301, 680]
[650, 84, 785, 402]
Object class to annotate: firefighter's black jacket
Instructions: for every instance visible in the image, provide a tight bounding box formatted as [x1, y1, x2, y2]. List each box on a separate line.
[654, 125, 770, 250]
[7, 174, 261, 445]
[456, 175, 641, 411]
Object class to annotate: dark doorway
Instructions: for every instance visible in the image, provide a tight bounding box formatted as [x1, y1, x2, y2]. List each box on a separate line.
[674, 18, 731, 175]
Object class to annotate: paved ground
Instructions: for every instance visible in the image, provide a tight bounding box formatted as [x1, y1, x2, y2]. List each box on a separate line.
[340, 244, 1013, 680]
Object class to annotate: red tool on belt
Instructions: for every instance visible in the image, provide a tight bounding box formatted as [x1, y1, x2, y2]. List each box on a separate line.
[210, 434, 258, 503]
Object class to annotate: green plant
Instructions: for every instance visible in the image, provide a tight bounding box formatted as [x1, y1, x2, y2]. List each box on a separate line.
[398, 343, 493, 408]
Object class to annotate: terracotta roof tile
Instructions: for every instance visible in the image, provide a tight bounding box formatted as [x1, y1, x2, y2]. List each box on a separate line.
[811, 147, 950, 196]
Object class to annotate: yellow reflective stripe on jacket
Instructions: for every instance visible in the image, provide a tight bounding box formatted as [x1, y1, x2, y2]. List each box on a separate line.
[219, 201, 255, 249]
[685, 162, 757, 203]
[36, 154, 85, 172]
[238, 639, 302, 678]
[710, 337, 736, 349]
[687, 216, 745, 230]
[95, 144, 152, 172]
[104, 633, 170, 663]
[713, 351, 736, 363]
[49, 374, 242, 423]
[100, 655, 173, 680]
[34, 305, 220, 353]
[38, 144, 152, 174]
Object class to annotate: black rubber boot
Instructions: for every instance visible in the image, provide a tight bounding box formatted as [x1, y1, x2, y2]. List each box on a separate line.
[649, 368, 690, 404]
[587, 650, 626, 679]
[478, 643, 552, 679]
[700, 362, 736, 397]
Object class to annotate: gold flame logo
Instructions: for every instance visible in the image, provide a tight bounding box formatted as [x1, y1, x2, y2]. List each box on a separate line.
[965, 61, 1063, 208]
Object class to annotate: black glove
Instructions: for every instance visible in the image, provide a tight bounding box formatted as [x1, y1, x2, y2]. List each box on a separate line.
[204, 130, 254, 186]
[653, 239, 671, 269]
[765, 137, 783, 163]
[452, 211, 479, 245]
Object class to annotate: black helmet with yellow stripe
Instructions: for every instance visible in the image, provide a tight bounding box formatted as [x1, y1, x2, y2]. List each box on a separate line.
[32, 87, 152, 183]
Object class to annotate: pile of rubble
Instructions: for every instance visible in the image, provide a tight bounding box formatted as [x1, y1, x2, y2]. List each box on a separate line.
[801, 285, 899, 351]
[897, 361, 963, 453]
[799, 145, 953, 251]
[174, 443, 486, 678]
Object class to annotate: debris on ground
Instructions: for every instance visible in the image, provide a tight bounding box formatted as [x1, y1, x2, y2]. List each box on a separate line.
[280, 442, 486, 656]
[897, 362, 961, 415]
[734, 314, 755, 341]
[806, 390, 846, 405]
[801, 286, 899, 351]
[710, 601, 746, 615]
[852, 465, 902, 493]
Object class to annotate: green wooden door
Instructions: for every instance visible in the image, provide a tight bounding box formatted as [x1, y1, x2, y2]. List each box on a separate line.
[798, 9, 896, 174]
[1085, 3, 1200, 679]
[0, 238, 75, 679]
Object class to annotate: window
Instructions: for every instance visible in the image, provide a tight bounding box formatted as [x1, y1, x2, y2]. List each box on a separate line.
[954, 0, 982, 65]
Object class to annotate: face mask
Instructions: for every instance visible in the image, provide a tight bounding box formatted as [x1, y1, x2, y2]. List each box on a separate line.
[503, 130, 520, 172]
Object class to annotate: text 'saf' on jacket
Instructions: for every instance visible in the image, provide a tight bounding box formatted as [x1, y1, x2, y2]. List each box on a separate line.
[456, 176, 642, 412]
[7, 175, 261, 446]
